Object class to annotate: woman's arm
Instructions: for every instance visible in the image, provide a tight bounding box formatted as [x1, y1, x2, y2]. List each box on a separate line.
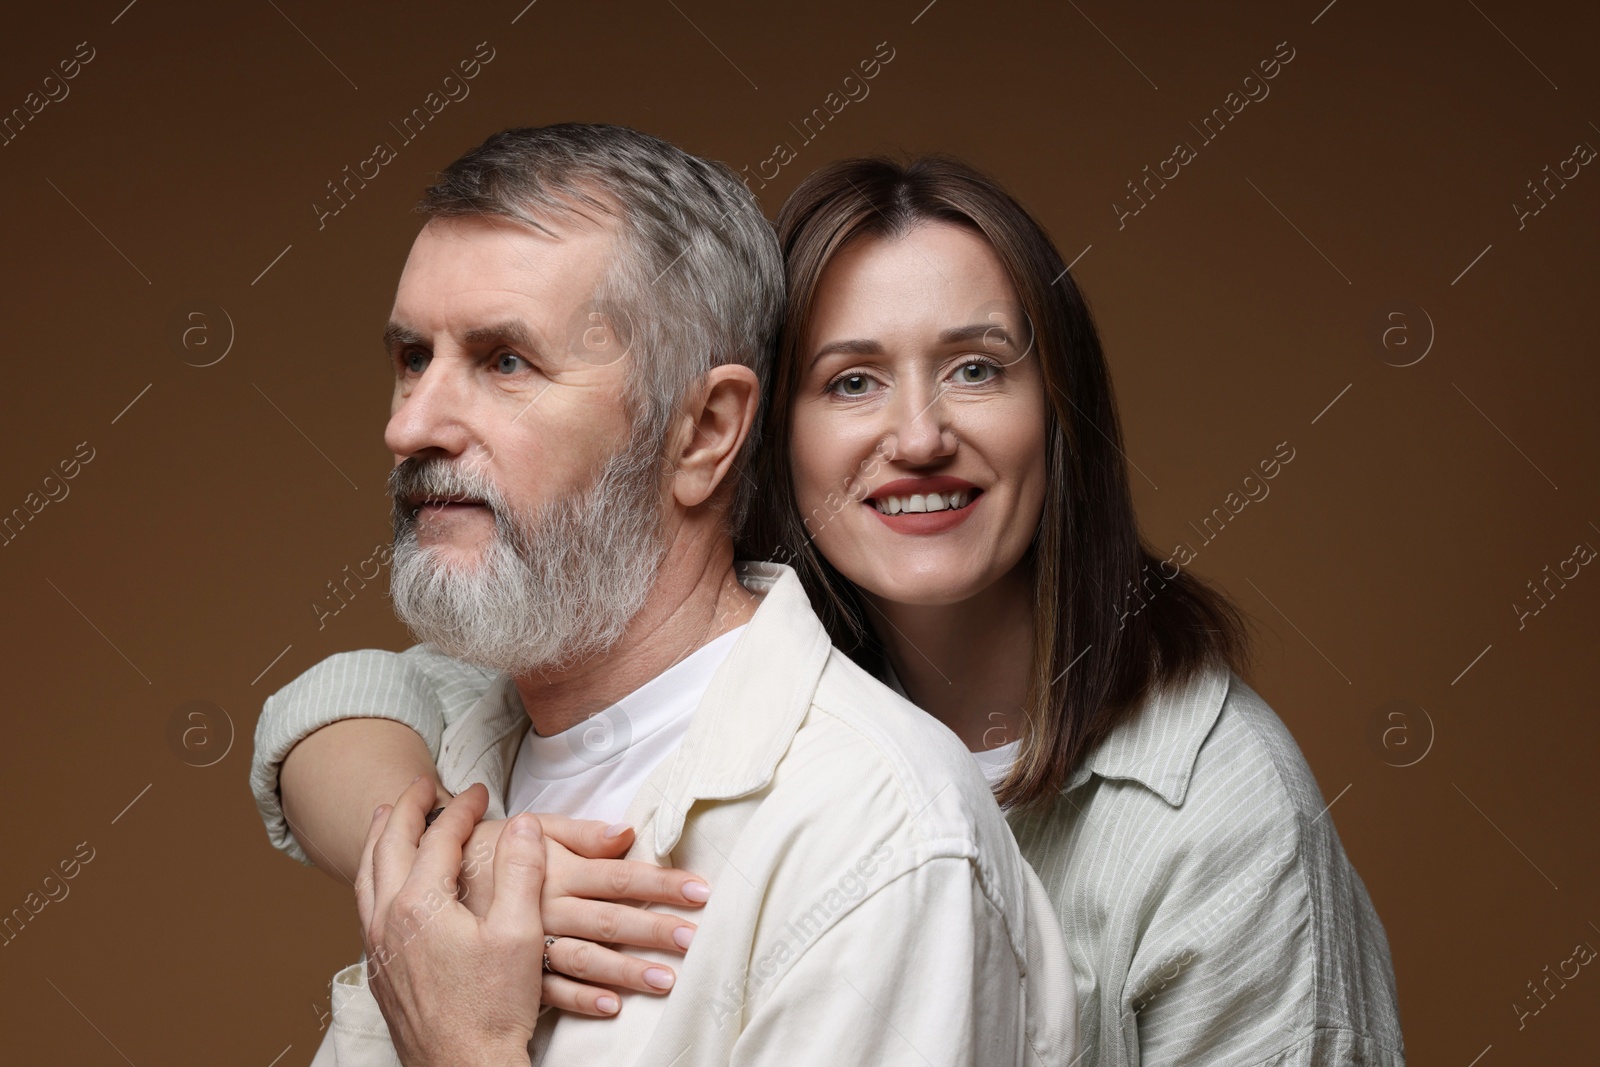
[280, 717, 446, 883]
[256, 648, 713, 1017]
[281, 722, 712, 1016]
[251, 646, 482, 868]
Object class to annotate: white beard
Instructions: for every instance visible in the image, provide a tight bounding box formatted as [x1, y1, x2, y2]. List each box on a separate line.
[387, 437, 666, 676]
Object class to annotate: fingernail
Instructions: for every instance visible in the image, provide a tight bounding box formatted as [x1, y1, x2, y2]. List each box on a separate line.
[410, 774, 423, 784]
[372, 804, 386, 821]
[673, 926, 695, 950]
[643, 967, 675, 990]
[682, 881, 710, 903]
[605, 823, 631, 838]
[510, 816, 540, 837]
[596, 995, 619, 1014]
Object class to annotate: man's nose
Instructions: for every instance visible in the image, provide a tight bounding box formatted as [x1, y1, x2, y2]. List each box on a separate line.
[384, 364, 474, 459]
[883, 384, 957, 466]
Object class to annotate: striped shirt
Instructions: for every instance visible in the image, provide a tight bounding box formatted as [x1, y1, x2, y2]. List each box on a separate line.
[1008, 665, 1404, 1065]
[252, 623, 1403, 1065]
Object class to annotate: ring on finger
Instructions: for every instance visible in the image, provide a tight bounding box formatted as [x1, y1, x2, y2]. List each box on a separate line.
[543, 934, 567, 974]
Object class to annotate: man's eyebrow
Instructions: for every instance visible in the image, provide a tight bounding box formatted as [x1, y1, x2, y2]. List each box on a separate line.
[383, 320, 424, 352]
[381, 319, 543, 352]
[462, 319, 542, 350]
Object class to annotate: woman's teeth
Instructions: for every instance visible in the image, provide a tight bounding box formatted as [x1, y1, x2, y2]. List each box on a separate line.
[871, 489, 974, 515]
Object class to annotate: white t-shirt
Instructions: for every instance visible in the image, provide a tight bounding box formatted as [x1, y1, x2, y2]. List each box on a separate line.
[882, 662, 1020, 795]
[504, 625, 748, 825]
[969, 739, 1021, 792]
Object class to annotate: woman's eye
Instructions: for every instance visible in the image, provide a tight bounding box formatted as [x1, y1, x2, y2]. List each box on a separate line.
[831, 374, 875, 397]
[494, 352, 525, 374]
[955, 361, 998, 384]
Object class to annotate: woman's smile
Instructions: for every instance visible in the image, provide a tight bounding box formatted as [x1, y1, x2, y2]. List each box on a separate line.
[864, 477, 984, 533]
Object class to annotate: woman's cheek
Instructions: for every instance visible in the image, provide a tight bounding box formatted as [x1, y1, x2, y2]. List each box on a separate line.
[791, 417, 877, 567]
[1014, 412, 1051, 545]
[790, 416, 845, 535]
[789, 421, 826, 514]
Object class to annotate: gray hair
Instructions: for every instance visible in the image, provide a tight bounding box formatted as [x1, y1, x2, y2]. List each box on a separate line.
[415, 123, 783, 532]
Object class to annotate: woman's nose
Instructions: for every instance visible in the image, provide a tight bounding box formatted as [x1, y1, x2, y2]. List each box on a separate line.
[883, 386, 957, 466]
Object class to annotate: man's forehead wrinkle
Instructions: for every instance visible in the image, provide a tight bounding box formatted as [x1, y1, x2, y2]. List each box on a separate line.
[460, 206, 556, 285]
[462, 207, 617, 288]
[397, 212, 616, 356]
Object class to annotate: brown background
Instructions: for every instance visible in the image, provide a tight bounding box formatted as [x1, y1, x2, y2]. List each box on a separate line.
[1, 0, 1595, 1062]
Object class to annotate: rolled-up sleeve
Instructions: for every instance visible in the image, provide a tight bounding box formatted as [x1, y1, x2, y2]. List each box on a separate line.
[1116, 810, 1404, 1067]
[249, 645, 496, 864]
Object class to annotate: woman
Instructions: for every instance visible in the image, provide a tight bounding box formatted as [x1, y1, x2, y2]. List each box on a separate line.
[256, 156, 1403, 1064]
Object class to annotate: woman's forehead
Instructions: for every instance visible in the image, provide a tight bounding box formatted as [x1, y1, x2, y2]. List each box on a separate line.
[807, 227, 1023, 346]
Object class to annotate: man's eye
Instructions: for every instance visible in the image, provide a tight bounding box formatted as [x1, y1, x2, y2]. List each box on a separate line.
[831, 374, 875, 397]
[402, 350, 429, 374]
[494, 352, 526, 374]
[954, 361, 998, 384]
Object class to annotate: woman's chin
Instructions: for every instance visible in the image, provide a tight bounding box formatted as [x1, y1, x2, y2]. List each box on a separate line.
[861, 568, 994, 610]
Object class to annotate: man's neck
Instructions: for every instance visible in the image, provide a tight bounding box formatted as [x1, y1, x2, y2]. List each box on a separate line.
[512, 531, 758, 737]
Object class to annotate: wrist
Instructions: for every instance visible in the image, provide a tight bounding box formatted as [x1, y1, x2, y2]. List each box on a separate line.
[451, 1040, 531, 1067]
[416, 1038, 530, 1067]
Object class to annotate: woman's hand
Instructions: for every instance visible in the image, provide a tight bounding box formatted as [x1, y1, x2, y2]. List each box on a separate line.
[457, 814, 710, 1017]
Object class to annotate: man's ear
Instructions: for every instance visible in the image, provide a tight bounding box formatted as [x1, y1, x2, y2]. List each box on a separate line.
[668, 364, 760, 510]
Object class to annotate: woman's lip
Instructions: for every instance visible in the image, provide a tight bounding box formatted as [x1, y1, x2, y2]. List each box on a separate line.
[865, 491, 982, 535]
[867, 476, 979, 500]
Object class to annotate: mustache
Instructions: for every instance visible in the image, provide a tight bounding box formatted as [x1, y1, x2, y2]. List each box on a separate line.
[388, 456, 505, 516]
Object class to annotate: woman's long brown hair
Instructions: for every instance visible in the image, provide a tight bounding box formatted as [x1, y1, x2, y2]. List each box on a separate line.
[740, 155, 1252, 811]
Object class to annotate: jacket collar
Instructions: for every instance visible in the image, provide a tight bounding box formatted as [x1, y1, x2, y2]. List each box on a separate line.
[1062, 662, 1233, 806]
[648, 560, 833, 855]
[438, 561, 833, 852]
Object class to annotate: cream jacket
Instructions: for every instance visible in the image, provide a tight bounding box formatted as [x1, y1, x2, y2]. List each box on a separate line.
[267, 562, 1076, 1066]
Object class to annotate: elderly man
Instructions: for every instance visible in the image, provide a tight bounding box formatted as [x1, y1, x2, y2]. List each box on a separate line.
[251, 123, 1074, 1066]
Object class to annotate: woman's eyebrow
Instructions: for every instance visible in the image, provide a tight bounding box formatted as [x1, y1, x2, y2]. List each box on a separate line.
[810, 337, 884, 365]
[810, 323, 1013, 366]
[938, 322, 1010, 346]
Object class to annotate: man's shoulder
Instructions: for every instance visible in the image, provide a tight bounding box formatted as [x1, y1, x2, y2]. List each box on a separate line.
[794, 648, 1017, 854]
[730, 646, 1033, 968]
[809, 646, 983, 772]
